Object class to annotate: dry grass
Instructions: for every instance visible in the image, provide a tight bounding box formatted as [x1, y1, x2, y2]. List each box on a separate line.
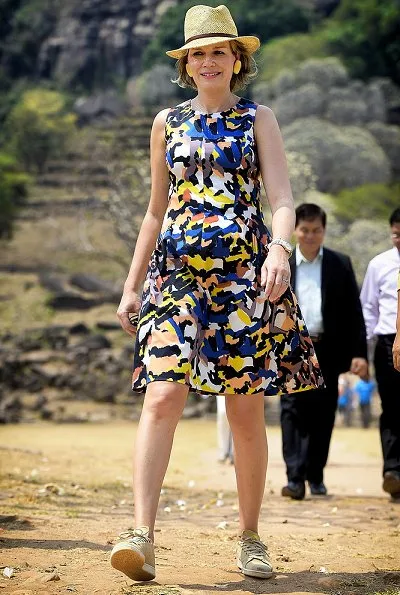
[0, 273, 127, 334]
[1, 213, 128, 276]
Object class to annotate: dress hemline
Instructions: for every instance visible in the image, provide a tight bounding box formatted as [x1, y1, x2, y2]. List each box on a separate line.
[131, 377, 319, 397]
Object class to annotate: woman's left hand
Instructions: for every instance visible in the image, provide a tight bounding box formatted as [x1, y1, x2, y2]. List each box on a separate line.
[260, 245, 291, 302]
[393, 333, 400, 371]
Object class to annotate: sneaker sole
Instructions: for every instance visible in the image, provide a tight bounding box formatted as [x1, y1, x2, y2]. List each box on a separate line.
[237, 563, 274, 579]
[110, 546, 155, 581]
[383, 475, 400, 496]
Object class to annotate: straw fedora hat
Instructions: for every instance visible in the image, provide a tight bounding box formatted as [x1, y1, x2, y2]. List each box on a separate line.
[166, 4, 260, 59]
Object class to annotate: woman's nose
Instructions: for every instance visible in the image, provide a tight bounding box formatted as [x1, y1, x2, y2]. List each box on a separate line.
[202, 54, 216, 66]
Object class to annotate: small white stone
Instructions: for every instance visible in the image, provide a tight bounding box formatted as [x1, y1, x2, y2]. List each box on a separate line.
[216, 521, 229, 529]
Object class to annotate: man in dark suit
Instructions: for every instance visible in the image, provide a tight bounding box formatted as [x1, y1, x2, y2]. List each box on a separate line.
[280, 203, 368, 499]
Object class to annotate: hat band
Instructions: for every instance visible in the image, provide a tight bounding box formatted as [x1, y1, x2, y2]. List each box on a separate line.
[185, 32, 237, 44]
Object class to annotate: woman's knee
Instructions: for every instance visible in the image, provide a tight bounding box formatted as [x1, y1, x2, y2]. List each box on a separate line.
[226, 395, 265, 428]
[142, 381, 188, 421]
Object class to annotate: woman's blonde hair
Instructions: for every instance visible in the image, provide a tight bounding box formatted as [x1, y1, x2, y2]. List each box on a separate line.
[172, 40, 258, 92]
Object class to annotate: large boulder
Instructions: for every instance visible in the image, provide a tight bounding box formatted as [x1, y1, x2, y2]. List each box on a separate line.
[0, 394, 22, 423]
[283, 118, 391, 193]
[74, 91, 127, 125]
[367, 122, 400, 180]
[296, 57, 349, 89]
[331, 219, 390, 283]
[275, 83, 326, 127]
[326, 86, 369, 126]
[69, 273, 116, 293]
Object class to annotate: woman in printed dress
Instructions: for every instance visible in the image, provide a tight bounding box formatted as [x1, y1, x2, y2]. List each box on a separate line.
[111, 3, 324, 583]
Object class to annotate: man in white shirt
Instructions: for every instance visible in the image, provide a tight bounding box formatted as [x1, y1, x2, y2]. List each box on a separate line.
[281, 204, 368, 500]
[360, 208, 400, 500]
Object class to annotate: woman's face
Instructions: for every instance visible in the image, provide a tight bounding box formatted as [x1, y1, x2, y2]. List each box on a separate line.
[187, 42, 236, 91]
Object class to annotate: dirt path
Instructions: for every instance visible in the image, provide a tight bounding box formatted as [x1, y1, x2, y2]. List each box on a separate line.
[0, 421, 399, 595]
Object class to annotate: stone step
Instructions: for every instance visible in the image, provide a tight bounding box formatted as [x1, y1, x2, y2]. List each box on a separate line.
[45, 161, 109, 175]
[36, 174, 110, 188]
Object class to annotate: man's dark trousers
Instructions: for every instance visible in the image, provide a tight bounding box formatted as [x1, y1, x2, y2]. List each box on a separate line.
[374, 334, 400, 475]
[280, 339, 339, 484]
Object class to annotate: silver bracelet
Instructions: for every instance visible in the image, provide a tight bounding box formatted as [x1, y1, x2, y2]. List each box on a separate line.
[269, 238, 293, 257]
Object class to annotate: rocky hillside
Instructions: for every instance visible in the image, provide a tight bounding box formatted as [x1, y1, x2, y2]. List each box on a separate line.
[37, 0, 180, 89]
[1, 0, 341, 93]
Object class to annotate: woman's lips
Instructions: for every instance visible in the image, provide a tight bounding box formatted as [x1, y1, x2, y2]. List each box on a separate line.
[201, 72, 220, 78]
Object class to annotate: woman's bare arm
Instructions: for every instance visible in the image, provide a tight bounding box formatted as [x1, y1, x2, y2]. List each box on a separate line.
[123, 108, 170, 292]
[254, 105, 294, 302]
[117, 108, 170, 334]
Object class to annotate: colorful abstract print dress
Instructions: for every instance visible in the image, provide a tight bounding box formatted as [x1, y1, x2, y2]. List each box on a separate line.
[132, 98, 324, 396]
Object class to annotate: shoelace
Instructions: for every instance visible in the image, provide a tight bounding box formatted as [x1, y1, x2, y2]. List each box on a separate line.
[118, 529, 150, 543]
[239, 538, 269, 560]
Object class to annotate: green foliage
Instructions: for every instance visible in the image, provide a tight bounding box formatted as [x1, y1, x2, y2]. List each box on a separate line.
[322, 0, 400, 84]
[5, 89, 76, 172]
[333, 183, 400, 226]
[142, 0, 312, 69]
[230, 0, 311, 42]
[258, 33, 327, 82]
[0, 152, 30, 239]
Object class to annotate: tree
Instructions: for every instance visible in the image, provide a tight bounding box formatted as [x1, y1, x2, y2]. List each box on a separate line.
[257, 33, 326, 83]
[323, 0, 400, 84]
[5, 88, 76, 172]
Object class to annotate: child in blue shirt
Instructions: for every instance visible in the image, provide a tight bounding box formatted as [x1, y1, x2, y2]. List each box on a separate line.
[353, 374, 375, 428]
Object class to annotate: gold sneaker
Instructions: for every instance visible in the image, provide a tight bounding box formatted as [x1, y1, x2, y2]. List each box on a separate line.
[236, 529, 274, 579]
[110, 526, 155, 581]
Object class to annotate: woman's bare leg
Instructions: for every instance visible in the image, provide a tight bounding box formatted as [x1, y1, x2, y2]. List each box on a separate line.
[225, 394, 267, 533]
[133, 381, 189, 539]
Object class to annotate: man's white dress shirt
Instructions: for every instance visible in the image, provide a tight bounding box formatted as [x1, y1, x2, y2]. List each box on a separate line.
[295, 245, 324, 336]
[360, 247, 400, 339]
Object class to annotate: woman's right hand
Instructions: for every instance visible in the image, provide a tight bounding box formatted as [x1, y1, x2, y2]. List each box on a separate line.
[117, 289, 142, 337]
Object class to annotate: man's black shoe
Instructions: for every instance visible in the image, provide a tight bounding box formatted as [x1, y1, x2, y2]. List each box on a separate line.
[281, 481, 305, 500]
[382, 470, 400, 498]
[309, 482, 328, 496]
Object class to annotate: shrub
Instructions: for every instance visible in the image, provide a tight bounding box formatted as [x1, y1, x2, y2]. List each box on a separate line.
[5, 89, 76, 173]
[333, 183, 400, 226]
[0, 152, 30, 239]
[258, 33, 326, 83]
[322, 0, 400, 85]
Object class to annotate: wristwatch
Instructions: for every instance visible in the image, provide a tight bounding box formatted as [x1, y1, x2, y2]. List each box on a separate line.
[269, 238, 293, 257]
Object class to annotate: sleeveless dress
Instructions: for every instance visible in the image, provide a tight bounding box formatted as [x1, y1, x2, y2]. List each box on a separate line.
[131, 98, 324, 396]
